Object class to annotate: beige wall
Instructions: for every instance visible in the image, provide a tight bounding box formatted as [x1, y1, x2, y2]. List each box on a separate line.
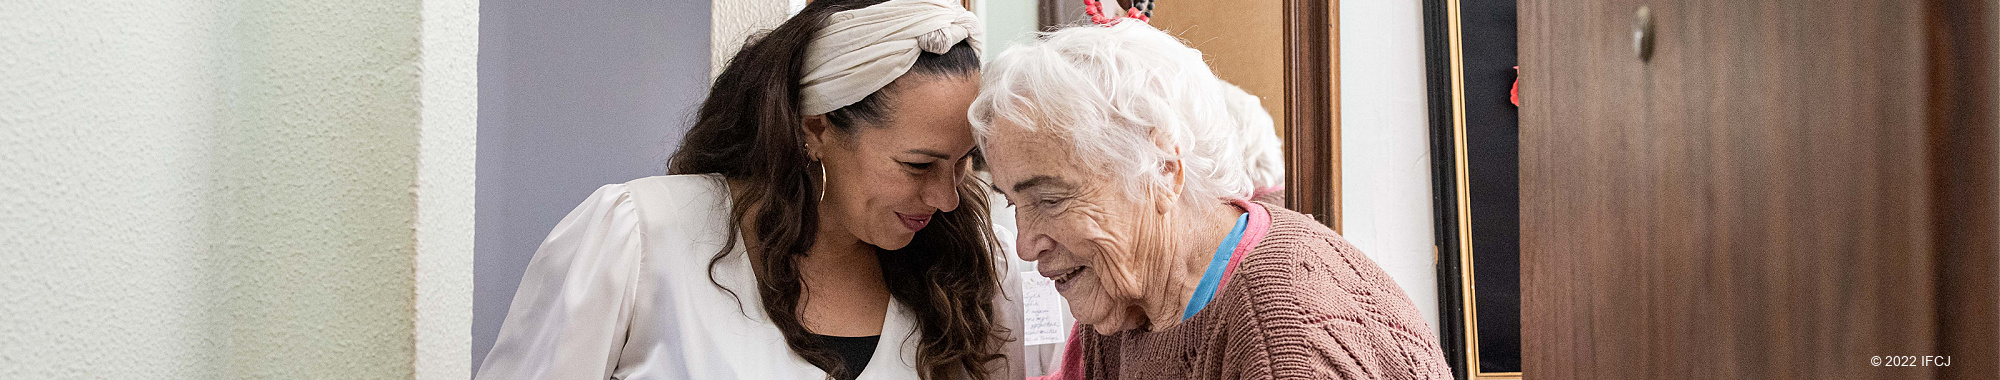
[1148, 0, 1288, 135]
[0, 0, 476, 377]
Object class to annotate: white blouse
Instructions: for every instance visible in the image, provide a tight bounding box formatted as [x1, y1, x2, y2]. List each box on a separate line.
[478, 174, 979, 380]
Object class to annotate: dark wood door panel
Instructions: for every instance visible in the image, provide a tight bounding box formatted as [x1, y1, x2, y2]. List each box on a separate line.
[1518, 0, 1994, 378]
[1518, 0, 1651, 377]
[1926, 2, 2000, 379]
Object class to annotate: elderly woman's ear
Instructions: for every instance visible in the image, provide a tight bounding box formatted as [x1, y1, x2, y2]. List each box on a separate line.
[1153, 157, 1184, 215]
[1150, 141, 1187, 215]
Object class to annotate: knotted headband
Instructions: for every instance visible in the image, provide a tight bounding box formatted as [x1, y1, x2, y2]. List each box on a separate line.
[798, 0, 983, 116]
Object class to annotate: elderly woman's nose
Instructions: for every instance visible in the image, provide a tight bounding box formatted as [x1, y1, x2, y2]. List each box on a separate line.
[1016, 232, 1053, 262]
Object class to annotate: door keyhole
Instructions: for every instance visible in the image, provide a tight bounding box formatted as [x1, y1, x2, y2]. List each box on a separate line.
[1635, 6, 1655, 62]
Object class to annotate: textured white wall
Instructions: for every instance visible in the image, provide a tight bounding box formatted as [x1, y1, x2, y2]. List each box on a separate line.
[416, 0, 480, 378]
[1339, 0, 1441, 336]
[0, 0, 476, 378]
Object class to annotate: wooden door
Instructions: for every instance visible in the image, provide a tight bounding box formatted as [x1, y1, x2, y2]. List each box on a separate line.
[1517, 1, 1997, 378]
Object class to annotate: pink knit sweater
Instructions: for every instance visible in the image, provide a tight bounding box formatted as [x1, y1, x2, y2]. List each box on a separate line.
[1048, 203, 1453, 379]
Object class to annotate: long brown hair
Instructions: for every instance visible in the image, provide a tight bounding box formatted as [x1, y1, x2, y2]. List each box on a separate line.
[667, 0, 1006, 378]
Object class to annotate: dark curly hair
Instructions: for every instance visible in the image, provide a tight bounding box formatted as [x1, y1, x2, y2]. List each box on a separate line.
[666, 0, 1007, 378]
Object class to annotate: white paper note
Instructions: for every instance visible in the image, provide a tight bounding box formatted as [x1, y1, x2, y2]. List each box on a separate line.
[1019, 271, 1067, 346]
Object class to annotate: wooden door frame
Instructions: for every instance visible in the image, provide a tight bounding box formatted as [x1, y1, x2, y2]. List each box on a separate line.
[1282, 0, 1340, 230]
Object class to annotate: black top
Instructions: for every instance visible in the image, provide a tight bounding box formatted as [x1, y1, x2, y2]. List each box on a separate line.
[808, 333, 881, 380]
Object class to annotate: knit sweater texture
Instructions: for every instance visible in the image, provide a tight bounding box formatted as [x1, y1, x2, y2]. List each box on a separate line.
[1063, 203, 1453, 379]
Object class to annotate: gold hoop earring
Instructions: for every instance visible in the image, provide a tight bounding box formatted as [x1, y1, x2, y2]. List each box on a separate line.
[817, 161, 827, 202]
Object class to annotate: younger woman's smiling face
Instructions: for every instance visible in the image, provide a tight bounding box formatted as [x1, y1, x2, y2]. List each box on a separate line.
[809, 74, 980, 250]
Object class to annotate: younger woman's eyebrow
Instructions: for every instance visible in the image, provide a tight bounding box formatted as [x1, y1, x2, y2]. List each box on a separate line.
[905, 148, 951, 160]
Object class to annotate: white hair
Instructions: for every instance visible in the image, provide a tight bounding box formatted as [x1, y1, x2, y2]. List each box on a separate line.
[969, 22, 1251, 207]
[1221, 83, 1285, 195]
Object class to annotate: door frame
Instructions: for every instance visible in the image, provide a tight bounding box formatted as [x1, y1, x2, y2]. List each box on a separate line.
[1281, 0, 1339, 229]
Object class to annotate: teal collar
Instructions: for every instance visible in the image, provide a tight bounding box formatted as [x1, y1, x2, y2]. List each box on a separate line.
[1182, 212, 1249, 320]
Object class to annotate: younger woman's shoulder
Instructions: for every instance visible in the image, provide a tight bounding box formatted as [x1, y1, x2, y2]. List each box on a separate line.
[624, 173, 729, 199]
[620, 173, 736, 240]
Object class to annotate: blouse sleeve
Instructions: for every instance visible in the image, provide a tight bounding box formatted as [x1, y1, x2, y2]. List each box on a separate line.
[477, 184, 645, 380]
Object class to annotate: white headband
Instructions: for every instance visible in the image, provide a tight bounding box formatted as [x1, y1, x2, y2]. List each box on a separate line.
[798, 0, 983, 116]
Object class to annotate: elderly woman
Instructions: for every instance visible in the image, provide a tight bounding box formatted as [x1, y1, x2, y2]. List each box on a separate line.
[969, 22, 1453, 379]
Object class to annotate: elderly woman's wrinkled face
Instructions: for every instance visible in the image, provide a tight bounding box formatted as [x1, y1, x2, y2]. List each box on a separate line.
[985, 122, 1173, 334]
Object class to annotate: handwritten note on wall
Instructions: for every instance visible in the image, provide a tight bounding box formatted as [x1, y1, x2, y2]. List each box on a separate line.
[1019, 271, 1067, 346]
